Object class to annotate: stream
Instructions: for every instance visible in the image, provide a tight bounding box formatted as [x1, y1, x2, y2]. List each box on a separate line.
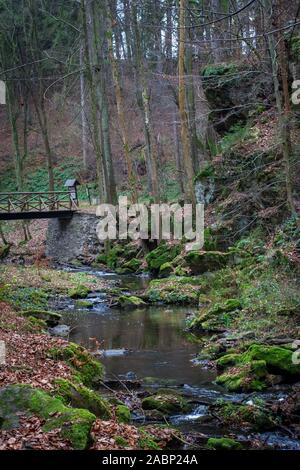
[53, 268, 300, 450]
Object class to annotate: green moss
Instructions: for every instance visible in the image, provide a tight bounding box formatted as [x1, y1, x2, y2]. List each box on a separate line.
[0, 244, 10, 259]
[194, 164, 215, 181]
[194, 298, 242, 331]
[115, 435, 129, 447]
[183, 250, 231, 275]
[68, 285, 90, 299]
[216, 360, 268, 392]
[118, 295, 146, 308]
[142, 392, 189, 415]
[43, 407, 95, 449]
[106, 245, 125, 269]
[54, 379, 111, 419]
[95, 253, 107, 265]
[121, 258, 142, 272]
[21, 309, 61, 326]
[115, 405, 131, 423]
[5, 287, 49, 310]
[202, 63, 237, 78]
[159, 262, 173, 277]
[75, 300, 94, 309]
[0, 384, 96, 449]
[146, 243, 181, 272]
[138, 430, 161, 450]
[244, 344, 300, 376]
[146, 277, 201, 305]
[206, 437, 243, 451]
[216, 402, 276, 431]
[217, 344, 300, 380]
[49, 342, 104, 387]
[26, 316, 48, 331]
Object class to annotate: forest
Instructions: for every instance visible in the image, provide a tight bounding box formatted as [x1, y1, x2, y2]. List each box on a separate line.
[0, 0, 300, 455]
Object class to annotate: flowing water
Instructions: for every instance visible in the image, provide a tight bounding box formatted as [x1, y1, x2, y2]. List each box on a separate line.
[56, 268, 300, 449]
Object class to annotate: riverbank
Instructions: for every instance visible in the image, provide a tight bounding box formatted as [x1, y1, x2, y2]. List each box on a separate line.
[1, 222, 300, 450]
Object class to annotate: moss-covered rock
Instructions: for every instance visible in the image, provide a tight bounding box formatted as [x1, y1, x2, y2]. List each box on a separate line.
[118, 295, 146, 308]
[142, 392, 189, 415]
[54, 379, 111, 419]
[217, 344, 300, 379]
[206, 437, 243, 450]
[215, 401, 276, 431]
[159, 262, 173, 277]
[75, 299, 94, 309]
[146, 277, 201, 305]
[192, 298, 242, 331]
[183, 250, 232, 275]
[146, 243, 181, 272]
[68, 285, 91, 299]
[26, 316, 48, 331]
[0, 384, 95, 449]
[115, 404, 131, 423]
[138, 429, 161, 450]
[49, 342, 104, 387]
[121, 258, 142, 273]
[21, 309, 61, 327]
[244, 344, 300, 377]
[216, 360, 268, 392]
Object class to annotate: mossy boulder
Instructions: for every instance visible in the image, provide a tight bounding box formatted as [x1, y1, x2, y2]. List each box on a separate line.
[215, 402, 276, 431]
[118, 295, 146, 308]
[244, 344, 300, 377]
[115, 404, 131, 423]
[138, 429, 161, 450]
[75, 300, 94, 309]
[142, 392, 189, 415]
[182, 250, 232, 275]
[217, 344, 300, 379]
[146, 243, 181, 272]
[0, 384, 96, 449]
[26, 316, 48, 331]
[121, 258, 142, 273]
[21, 309, 61, 327]
[54, 379, 111, 419]
[146, 277, 201, 305]
[106, 245, 125, 269]
[159, 262, 173, 277]
[68, 285, 91, 299]
[206, 437, 243, 450]
[216, 360, 268, 392]
[49, 342, 104, 387]
[193, 298, 242, 331]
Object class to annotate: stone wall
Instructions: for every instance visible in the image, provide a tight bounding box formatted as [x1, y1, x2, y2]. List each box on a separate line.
[46, 212, 102, 264]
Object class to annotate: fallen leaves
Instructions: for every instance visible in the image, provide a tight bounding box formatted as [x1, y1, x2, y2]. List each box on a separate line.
[0, 304, 73, 391]
[0, 414, 73, 450]
[91, 419, 140, 450]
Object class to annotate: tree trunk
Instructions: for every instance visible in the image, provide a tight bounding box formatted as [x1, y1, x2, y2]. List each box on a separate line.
[131, 0, 159, 202]
[106, 2, 138, 203]
[80, 44, 89, 171]
[178, 0, 195, 204]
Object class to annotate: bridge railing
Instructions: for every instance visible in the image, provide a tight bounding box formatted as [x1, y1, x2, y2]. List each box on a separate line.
[0, 191, 78, 214]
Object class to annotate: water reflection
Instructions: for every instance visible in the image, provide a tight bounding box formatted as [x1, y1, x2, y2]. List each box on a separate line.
[64, 305, 216, 386]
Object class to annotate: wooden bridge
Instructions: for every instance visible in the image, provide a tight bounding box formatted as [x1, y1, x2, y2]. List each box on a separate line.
[0, 191, 79, 221]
